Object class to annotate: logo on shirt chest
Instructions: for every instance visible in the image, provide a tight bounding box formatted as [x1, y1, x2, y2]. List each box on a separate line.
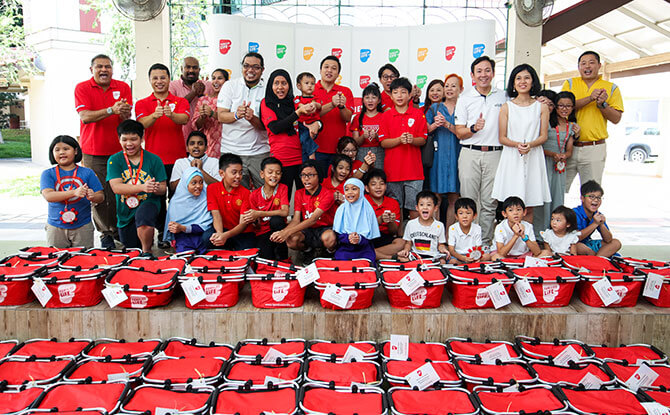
[113, 90, 121, 100]
[273, 198, 280, 206]
[408, 118, 415, 127]
[169, 102, 176, 111]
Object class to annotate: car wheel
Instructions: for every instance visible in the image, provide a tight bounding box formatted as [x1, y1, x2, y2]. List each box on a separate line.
[628, 147, 648, 163]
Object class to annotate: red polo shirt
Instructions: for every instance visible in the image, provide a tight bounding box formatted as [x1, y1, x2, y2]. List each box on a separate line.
[74, 78, 132, 156]
[135, 93, 190, 165]
[294, 186, 336, 228]
[293, 96, 320, 124]
[349, 112, 382, 147]
[365, 194, 401, 235]
[206, 181, 252, 233]
[378, 106, 427, 182]
[380, 90, 394, 111]
[243, 184, 289, 236]
[313, 81, 354, 154]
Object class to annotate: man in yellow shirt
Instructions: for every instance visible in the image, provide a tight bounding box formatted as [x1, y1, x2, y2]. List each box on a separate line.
[562, 51, 623, 190]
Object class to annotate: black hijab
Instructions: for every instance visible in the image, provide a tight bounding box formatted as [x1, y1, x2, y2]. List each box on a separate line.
[264, 69, 296, 135]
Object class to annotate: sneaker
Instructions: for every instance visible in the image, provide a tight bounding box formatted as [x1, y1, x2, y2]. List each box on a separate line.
[157, 240, 171, 250]
[101, 235, 115, 249]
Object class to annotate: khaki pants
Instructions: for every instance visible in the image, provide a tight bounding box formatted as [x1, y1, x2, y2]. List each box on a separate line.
[565, 142, 607, 192]
[458, 147, 502, 246]
[82, 153, 117, 239]
[241, 152, 271, 189]
[46, 222, 95, 249]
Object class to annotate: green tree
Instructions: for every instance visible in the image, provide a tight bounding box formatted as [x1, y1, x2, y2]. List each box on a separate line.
[0, 0, 36, 84]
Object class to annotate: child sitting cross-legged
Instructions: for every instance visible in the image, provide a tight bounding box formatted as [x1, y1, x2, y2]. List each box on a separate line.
[447, 197, 491, 264]
[573, 180, 621, 257]
[169, 131, 221, 192]
[491, 196, 541, 260]
[398, 190, 450, 263]
[363, 168, 405, 260]
[332, 178, 380, 263]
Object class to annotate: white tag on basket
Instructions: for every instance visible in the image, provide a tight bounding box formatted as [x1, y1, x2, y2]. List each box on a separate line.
[625, 364, 659, 392]
[503, 384, 519, 392]
[642, 402, 670, 415]
[322, 283, 353, 309]
[264, 375, 285, 386]
[155, 408, 178, 415]
[389, 334, 409, 360]
[643, 273, 664, 300]
[399, 269, 425, 296]
[480, 344, 512, 364]
[578, 372, 603, 389]
[553, 345, 582, 367]
[262, 347, 287, 363]
[296, 263, 319, 288]
[184, 264, 195, 274]
[405, 362, 440, 390]
[524, 256, 548, 268]
[486, 281, 511, 309]
[592, 277, 621, 306]
[579, 267, 591, 274]
[107, 372, 130, 382]
[31, 278, 52, 307]
[102, 285, 127, 308]
[514, 278, 537, 306]
[342, 345, 367, 363]
[181, 277, 206, 305]
[191, 377, 207, 388]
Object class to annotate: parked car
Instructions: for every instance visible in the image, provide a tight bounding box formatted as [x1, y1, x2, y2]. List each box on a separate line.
[622, 125, 660, 163]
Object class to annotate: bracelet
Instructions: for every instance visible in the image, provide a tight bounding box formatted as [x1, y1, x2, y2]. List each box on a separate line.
[234, 112, 240, 120]
[521, 235, 529, 242]
[358, 167, 367, 174]
[337, 104, 345, 109]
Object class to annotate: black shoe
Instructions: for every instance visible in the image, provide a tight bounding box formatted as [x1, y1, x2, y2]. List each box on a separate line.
[101, 235, 115, 249]
[157, 240, 171, 250]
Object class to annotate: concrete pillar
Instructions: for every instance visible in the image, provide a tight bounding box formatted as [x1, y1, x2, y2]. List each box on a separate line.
[505, 3, 543, 80]
[134, 7, 171, 100]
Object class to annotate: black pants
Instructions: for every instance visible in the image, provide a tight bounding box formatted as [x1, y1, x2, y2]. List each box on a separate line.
[279, 163, 303, 201]
[157, 163, 174, 237]
[256, 216, 288, 260]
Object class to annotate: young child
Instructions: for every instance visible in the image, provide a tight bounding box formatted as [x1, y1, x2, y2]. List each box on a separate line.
[323, 154, 352, 205]
[491, 196, 541, 260]
[398, 191, 449, 262]
[207, 153, 256, 249]
[333, 178, 380, 263]
[270, 161, 337, 256]
[41, 135, 104, 249]
[539, 205, 580, 256]
[364, 169, 404, 260]
[164, 167, 213, 254]
[337, 136, 376, 180]
[447, 197, 491, 263]
[379, 77, 428, 218]
[107, 120, 167, 253]
[573, 180, 622, 257]
[350, 83, 385, 170]
[294, 72, 322, 161]
[170, 131, 221, 192]
[241, 157, 290, 260]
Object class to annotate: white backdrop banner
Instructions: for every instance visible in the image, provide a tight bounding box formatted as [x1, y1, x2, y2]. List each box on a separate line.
[209, 15, 495, 100]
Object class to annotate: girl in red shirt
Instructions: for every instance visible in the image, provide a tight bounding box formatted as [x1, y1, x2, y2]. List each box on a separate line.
[350, 83, 385, 170]
[336, 136, 375, 180]
[323, 153, 352, 205]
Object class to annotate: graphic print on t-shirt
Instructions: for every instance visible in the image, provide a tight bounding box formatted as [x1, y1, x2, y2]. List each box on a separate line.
[415, 239, 432, 252]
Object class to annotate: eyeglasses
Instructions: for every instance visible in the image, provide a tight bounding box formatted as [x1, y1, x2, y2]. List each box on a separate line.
[341, 149, 357, 154]
[557, 104, 574, 109]
[300, 173, 318, 178]
[242, 64, 262, 71]
[585, 194, 603, 201]
[381, 75, 397, 81]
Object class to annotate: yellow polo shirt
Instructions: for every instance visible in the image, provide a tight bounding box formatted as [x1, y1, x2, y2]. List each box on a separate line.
[561, 76, 624, 142]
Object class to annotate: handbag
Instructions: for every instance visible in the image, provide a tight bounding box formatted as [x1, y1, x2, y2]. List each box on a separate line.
[421, 105, 437, 169]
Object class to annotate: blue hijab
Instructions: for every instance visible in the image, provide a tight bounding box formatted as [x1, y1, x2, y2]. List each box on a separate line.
[164, 167, 213, 241]
[332, 178, 380, 240]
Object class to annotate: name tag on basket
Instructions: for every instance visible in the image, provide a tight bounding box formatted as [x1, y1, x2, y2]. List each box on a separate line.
[514, 278, 537, 306]
[322, 283, 353, 309]
[405, 362, 440, 390]
[480, 344, 512, 363]
[399, 269, 425, 295]
[486, 281, 511, 309]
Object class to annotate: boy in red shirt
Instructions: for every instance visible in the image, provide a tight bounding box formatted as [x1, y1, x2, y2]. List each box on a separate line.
[364, 168, 405, 259]
[270, 160, 337, 255]
[294, 72, 322, 161]
[241, 157, 290, 260]
[207, 153, 256, 249]
[379, 77, 428, 218]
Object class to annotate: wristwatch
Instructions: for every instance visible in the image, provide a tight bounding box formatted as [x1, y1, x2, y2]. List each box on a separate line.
[521, 235, 529, 242]
[106, 107, 113, 115]
[598, 101, 609, 109]
[337, 104, 345, 109]
[470, 124, 477, 134]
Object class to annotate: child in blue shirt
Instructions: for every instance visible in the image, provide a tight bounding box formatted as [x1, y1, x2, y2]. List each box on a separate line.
[40, 135, 104, 249]
[573, 180, 621, 257]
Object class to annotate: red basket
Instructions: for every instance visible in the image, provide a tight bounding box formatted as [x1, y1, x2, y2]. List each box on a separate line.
[83, 338, 162, 360]
[0, 340, 17, 358]
[213, 384, 298, 415]
[530, 360, 615, 387]
[161, 338, 233, 359]
[514, 336, 594, 361]
[589, 343, 667, 364]
[59, 253, 128, 270]
[63, 357, 148, 383]
[613, 257, 670, 274]
[125, 258, 186, 273]
[606, 362, 670, 390]
[224, 358, 303, 385]
[120, 385, 215, 415]
[499, 256, 563, 269]
[578, 272, 644, 307]
[178, 272, 244, 309]
[642, 390, 670, 407]
[314, 258, 376, 272]
[640, 268, 670, 307]
[446, 338, 521, 361]
[40, 268, 106, 308]
[561, 255, 620, 273]
[511, 267, 579, 307]
[105, 268, 178, 309]
[247, 259, 305, 309]
[0, 358, 74, 387]
[448, 270, 515, 309]
[381, 268, 447, 309]
[389, 387, 477, 415]
[203, 248, 259, 260]
[383, 360, 461, 388]
[0, 264, 43, 306]
[142, 357, 226, 385]
[378, 258, 440, 271]
[20, 246, 83, 257]
[0, 387, 44, 415]
[454, 359, 537, 391]
[300, 384, 386, 415]
[563, 387, 646, 415]
[1, 255, 60, 268]
[304, 358, 381, 386]
[381, 341, 449, 361]
[234, 339, 306, 360]
[308, 341, 378, 360]
[11, 339, 93, 359]
[35, 382, 130, 413]
[474, 385, 568, 414]
[314, 270, 379, 310]
[85, 247, 142, 258]
[187, 257, 249, 274]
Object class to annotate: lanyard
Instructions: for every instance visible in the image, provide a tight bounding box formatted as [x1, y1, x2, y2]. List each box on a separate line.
[555, 122, 571, 153]
[55, 166, 79, 207]
[122, 150, 144, 185]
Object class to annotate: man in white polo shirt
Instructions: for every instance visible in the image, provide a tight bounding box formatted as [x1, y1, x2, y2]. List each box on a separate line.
[217, 52, 270, 189]
[454, 56, 507, 246]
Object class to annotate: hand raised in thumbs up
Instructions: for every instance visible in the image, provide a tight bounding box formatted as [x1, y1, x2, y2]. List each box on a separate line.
[473, 112, 485, 132]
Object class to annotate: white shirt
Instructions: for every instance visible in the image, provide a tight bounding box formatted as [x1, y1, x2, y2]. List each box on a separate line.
[217, 77, 270, 155]
[494, 219, 536, 256]
[448, 223, 483, 255]
[170, 156, 221, 186]
[403, 218, 446, 258]
[454, 86, 507, 146]
[540, 229, 580, 255]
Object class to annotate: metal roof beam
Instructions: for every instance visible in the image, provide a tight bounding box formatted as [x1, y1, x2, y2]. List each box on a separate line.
[585, 22, 650, 57]
[542, 0, 634, 44]
[617, 6, 670, 38]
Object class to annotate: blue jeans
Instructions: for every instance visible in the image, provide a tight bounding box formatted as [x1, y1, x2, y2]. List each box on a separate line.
[299, 123, 319, 162]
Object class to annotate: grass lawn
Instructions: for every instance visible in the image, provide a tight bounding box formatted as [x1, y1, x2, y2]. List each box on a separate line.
[0, 175, 40, 196]
[0, 129, 31, 158]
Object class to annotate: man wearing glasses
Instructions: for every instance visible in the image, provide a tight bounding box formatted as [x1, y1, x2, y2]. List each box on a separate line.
[378, 63, 422, 111]
[217, 52, 270, 189]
